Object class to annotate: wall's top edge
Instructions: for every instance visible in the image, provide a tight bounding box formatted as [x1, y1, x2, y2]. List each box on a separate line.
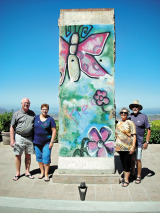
[60, 8, 114, 12]
[58, 9, 115, 26]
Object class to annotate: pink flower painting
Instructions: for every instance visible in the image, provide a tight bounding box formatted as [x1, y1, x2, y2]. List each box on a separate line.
[94, 90, 109, 106]
[86, 126, 114, 157]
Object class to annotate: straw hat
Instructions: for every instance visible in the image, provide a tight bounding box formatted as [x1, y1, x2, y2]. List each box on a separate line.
[129, 100, 143, 110]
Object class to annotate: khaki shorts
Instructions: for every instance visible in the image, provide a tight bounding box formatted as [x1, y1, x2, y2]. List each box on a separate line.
[136, 147, 142, 160]
[13, 134, 34, 155]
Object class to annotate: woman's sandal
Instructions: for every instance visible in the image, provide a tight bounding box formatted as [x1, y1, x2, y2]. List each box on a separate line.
[135, 177, 141, 184]
[13, 175, 20, 181]
[44, 177, 50, 182]
[38, 175, 44, 179]
[121, 181, 129, 187]
[119, 178, 124, 184]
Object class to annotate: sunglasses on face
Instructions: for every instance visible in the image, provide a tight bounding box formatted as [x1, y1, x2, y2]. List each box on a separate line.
[120, 112, 128, 115]
[132, 105, 139, 109]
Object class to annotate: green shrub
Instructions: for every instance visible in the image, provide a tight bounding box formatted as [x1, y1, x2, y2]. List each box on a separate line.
[144, 120, 160, 144]
[0, 111, 13, 132]
[55, 120, 59, 142]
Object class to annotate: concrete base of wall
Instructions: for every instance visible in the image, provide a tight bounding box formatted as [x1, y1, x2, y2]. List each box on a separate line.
[52, 169, 119, 184]
[58, 157, 115, 175]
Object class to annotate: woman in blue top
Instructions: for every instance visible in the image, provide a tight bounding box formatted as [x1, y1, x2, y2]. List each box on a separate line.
[33, 103, 57, 181]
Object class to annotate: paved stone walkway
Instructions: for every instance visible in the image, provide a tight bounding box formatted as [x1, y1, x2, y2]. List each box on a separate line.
[0, 142, 160, 212]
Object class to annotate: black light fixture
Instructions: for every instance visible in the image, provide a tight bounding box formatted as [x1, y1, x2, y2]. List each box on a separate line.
[78, 182, 87, 201]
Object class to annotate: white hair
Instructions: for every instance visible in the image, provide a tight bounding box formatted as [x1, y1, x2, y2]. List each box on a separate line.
[21, 97, 30, 104]
[119, 107, 130, 115]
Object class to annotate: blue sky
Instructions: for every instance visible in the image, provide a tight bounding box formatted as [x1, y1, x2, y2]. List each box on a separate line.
[0, 0, 160, 113]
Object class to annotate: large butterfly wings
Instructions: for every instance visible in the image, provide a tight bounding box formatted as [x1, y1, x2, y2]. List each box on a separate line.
[77, 33, 110, 78]
[59, 37, 69, 85]
[59, 32, 110, 85]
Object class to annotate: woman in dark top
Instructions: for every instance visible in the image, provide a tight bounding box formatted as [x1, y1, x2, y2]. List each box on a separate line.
[33, 104, 57, 181]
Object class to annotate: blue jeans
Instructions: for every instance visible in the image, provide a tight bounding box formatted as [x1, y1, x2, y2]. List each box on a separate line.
[34, 143, 51, 164]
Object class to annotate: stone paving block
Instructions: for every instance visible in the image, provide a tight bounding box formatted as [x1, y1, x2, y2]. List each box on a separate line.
[42, 184, 63, 200]
[95, 184, 114, 201]
[64, 176, 81, 184]
[61, 184, 80, 193]
[60, 184, 79, 200]
[60, 192, 79, 201]
[79, 176, 96, 184]
[143, 182, 160, 193]
[25, 189, 46, 199]
[147, 192, 160, 201]
[85, 185, 96, 201]
[128, 184, 150, 201]
[7, 190, 28, 199]
[0, 189, 11, 196]
[33, 179, 52, 186]
[111, 184, 132, 201]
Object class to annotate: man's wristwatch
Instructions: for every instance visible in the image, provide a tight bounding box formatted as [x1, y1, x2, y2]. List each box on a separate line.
[146, 141, 149, 144]
[51, 141, 54, 143]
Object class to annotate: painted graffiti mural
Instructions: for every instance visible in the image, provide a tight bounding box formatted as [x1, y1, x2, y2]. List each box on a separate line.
[59, 24, 115, 157]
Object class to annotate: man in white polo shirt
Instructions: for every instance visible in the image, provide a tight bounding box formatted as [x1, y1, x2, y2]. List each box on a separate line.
[10, 97, 35, 181]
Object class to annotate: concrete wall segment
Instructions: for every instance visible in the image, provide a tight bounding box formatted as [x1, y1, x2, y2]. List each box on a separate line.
[58, 9, 116, 174]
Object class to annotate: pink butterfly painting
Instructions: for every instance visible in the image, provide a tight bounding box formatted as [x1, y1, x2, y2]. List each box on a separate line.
[59, 32, 110, 85]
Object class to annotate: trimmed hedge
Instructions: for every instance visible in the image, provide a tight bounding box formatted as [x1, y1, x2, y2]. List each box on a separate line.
[0, 111, 13, 132]
[144, 120, 160, 144]
[55, 120, 59, 142]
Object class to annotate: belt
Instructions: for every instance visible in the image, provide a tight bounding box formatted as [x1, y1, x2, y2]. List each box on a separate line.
[16, 133, 32, 138]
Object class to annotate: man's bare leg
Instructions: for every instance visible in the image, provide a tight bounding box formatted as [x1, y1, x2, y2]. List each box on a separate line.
[15, 155, 21, 176]
[13, 155, 21, 181]
[135, 159, 142, 183]
[25, 153, 31, 175]
[24, 153, 34, 179]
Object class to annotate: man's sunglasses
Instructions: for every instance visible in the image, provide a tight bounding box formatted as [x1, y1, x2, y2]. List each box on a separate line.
[120, 112, 128, 115]
[132, 105, 139, 108]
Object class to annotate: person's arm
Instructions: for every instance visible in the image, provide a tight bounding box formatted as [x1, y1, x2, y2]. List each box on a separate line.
[49, 127, 57, 149]
[10, 125, 15, 147]
[129, 134, 136, 154]
[143, 128, 151, 149]
[129, 121, 136, 154]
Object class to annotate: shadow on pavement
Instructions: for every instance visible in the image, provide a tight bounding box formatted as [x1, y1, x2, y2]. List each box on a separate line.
[115, 155, 123, 174]
[141, 167, 155, 179]
[114, 155, 155, 183]
[29, 165, 58, 178]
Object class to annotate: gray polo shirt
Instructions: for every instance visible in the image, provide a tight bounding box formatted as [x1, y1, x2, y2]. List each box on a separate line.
[11, 109, 35, 137]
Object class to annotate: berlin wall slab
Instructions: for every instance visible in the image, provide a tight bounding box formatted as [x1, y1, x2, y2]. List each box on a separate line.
[58, 9, 115, 174]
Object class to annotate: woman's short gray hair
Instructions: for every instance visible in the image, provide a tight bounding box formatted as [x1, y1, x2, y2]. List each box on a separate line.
[119, 107, 130, 115]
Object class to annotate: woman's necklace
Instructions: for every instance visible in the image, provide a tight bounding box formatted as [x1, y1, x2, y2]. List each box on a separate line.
[40, 114, 47, 122]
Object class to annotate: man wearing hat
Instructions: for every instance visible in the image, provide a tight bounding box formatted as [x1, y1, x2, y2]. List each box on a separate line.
[128, 100, 151, 184]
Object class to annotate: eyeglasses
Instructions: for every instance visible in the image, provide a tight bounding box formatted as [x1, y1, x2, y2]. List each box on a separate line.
[132, 105, 139, 108]
[42, 108, 48, 111]
[120, 112, 128, 115]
